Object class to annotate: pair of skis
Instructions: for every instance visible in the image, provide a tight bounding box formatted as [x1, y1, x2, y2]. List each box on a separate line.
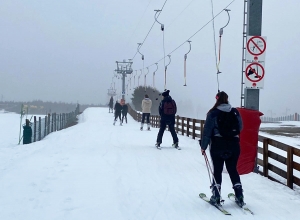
[199, 193, 254, 215]
[155, 145, 181, 150]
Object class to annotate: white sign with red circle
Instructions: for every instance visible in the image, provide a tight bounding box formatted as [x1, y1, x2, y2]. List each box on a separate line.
[245, 36, 267, 64]
[245, 36, 267, 89]
[245, 63, 264, 89]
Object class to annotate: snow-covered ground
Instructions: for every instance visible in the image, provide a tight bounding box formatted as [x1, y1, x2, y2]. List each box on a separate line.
[0, 107, 300, 220]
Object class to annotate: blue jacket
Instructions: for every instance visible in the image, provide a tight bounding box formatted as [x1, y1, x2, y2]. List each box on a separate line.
[201, 104, 243, 151]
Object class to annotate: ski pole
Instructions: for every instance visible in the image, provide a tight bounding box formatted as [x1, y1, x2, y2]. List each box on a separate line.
[202, 151, 224, 203]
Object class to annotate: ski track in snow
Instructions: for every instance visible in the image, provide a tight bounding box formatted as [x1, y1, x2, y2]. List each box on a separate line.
[0, 107, 300, 220]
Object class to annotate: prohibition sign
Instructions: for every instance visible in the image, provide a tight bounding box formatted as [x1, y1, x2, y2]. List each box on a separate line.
[245, 63, 265, 83]
[247, 36, 266, 56]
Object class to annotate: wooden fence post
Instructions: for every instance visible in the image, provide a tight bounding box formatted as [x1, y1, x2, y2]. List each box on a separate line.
[181, 117, 185, 136]
[200, 120, 204, 139]
[263, 138, 269, 177]
[187, 118, 190, 137]
[176, 115, 179, 133]
[287, 147, 294, 189]
[192, 119, 196, 139]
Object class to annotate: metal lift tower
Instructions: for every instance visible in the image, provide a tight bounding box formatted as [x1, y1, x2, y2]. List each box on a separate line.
[115, 60, 133, 100]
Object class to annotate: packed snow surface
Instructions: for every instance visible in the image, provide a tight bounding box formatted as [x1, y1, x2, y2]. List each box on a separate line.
[0, 107, 300, 220]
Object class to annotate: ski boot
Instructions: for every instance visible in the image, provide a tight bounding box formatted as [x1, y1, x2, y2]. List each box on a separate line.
[210, 184, 221, 205]
[155, 142, 161, 149]
[140, 123, 144, 131]
[147, 123, 151, 131]
[113, 120, 116, 126]
[233, 183, 245, 207]
[172, 142, 179, 149]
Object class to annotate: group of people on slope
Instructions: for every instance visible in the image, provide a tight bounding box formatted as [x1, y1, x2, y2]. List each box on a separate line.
[113, 98, 128, 126]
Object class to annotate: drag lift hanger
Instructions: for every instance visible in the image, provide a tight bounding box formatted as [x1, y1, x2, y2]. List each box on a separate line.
[183, 40, 192, 86]
[164, 55, 171, 90]
[153, 63, 158, 92]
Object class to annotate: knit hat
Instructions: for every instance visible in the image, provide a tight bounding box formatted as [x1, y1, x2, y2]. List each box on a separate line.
[162, 90, 170, 97]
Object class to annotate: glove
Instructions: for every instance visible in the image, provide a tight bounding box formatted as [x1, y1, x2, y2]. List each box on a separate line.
[198, 139, 202, 147]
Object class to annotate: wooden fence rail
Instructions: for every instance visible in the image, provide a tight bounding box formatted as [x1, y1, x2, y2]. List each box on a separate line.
[128, 105, 300, 189]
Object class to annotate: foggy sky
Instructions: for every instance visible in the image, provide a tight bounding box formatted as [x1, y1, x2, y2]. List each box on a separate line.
[0, 0, 299, 119]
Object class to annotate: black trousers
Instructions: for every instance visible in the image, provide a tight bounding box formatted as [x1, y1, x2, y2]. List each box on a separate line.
[156, 120, 179, 144]
[141, 113, 150, 124]
[210, 137, 241, 186]
[114, 111, 121, 121]
[122, 113, 127, 123]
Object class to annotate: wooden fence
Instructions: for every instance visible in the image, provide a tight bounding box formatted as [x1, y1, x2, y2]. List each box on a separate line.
[128, 105, 300, 189]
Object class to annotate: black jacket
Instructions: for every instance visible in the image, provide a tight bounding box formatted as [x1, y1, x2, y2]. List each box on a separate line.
[23, 125, 32, 144]
[201, 104, 243, 151]
[158, 96, 177, 123]
[122, 104, 128, 114]
[114, 102, 122, 112]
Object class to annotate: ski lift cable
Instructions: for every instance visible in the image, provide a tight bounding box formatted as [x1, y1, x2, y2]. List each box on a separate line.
[125, 0, 154, 47]
[136, 0, 235, 70]
[131, 0, 169, 60]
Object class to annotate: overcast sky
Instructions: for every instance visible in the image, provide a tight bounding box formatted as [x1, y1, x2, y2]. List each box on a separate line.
[0, 0, 299, 118]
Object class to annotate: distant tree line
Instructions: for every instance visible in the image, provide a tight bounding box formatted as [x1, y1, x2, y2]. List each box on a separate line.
[0, 100, 104, 115]
[131, 86, 162, 116]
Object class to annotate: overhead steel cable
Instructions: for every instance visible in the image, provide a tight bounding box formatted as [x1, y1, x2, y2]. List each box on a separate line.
[131, 0, 169, 60]
[125, 0, 153, 49]
[143, 0, 235, 69]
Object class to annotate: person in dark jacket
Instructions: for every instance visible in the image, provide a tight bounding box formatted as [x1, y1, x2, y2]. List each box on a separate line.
[108, 96, 114, 113]
[23, 119, 32, 144]
[113, 100, 123, 125]
[155, 90, 179, 148]
[121, 100, 128, 124]
[200, 91, 244, 206]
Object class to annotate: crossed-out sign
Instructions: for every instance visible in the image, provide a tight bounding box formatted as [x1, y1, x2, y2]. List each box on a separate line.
[245, 36, 267, 89]
[246, 63, 264, 82]
[247, 36, 266, 56]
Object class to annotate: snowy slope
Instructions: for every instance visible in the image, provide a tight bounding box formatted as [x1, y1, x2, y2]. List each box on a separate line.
[0, 108, 300, 220]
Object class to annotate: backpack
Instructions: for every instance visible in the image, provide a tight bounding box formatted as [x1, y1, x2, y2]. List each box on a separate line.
[217, 109, 240, 138]
[163, 100, 176, 115]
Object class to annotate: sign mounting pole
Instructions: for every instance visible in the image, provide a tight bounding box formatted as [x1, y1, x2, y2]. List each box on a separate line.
[242, 0, 264, 110]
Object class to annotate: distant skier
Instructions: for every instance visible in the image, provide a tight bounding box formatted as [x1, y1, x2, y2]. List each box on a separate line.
[199, 91, 244, 207]
[108, 96, 114, 113]
[113, 100, 123, 126]
[23, 119, 32, 144]
[140, 94, 152, 131]
[121, 100, 128, 124]
[155, 90, 179, 148]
